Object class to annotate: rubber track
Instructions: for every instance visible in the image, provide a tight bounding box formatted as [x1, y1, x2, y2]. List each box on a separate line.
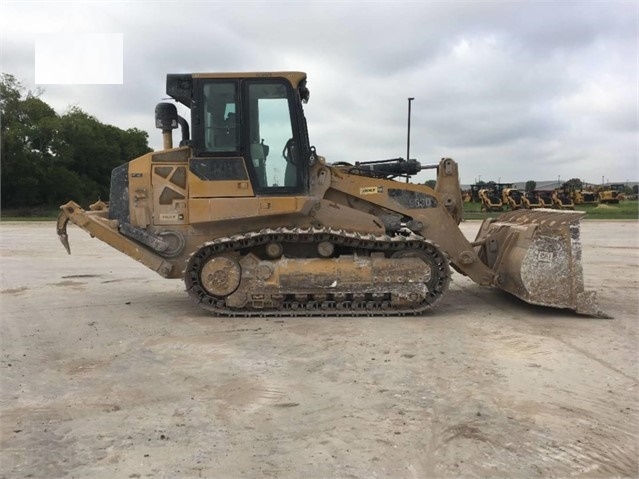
[184, 227, 450, 317]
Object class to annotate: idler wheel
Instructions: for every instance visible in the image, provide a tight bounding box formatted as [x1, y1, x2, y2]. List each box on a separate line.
[391, 249, 438, 287]
[200, 256, 241, 297]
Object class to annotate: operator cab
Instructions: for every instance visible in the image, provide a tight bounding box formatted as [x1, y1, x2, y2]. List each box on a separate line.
[166, 72, 312, 195]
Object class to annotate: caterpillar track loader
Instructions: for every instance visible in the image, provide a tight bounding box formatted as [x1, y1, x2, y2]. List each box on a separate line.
[522, 190, 544, 209]
[572, 190, 598, 206]
[598, 184, 625, 204]
[478, 187, 503, 212]
[501, 187, 524, 210]
[57, 71, 603, 317]
[552, 190, 575, 210]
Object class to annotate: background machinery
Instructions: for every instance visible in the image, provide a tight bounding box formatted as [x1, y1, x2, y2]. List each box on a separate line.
[598, 184, 625, 204]
[552, 189, 575, 210]
[478, 186, 504, 212]
[572, 189, 599, 206]
[537, 190, 555, 208]
[522, 190, 544, 209]
[57, 71, 602, 317]
[501, 187, 524, 210]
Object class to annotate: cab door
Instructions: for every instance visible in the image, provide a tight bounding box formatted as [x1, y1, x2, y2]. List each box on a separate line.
[188, 80, 254, 200]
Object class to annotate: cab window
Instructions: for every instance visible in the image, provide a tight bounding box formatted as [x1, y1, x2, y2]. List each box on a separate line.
[202, 82, 238, 152]
[246, 82, 299, 189]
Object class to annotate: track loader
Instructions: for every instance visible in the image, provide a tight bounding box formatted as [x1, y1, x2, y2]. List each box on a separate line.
[501, 187, 524, 210]
[522, 190, 544, 209]
[57, 71, 602, 317]
[478, 188, 504, 212]
[552, 190, 575, 210]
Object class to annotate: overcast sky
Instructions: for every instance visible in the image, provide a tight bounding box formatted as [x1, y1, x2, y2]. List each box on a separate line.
[2, 1, 637, 185]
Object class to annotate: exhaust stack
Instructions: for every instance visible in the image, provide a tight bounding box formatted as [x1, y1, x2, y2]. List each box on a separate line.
[155, 102, 179, 149]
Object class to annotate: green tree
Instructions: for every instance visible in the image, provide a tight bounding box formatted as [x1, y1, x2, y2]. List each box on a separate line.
[563, 178, 583, 191]
[1, 74, 152, 210]
[1, 74, 59, 208]
[525, 180, 537, 192]
[423, 179, 437, 189]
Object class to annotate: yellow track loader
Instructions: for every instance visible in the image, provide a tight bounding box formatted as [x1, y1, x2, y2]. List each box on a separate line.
[478, 188, 504, 212]
[552, 190, 575, 210]
[502, 187, 524, 210]
[537, 190, 555, 208]
[57, 71, 603, 317]
[598, 184, 625, 204]
[522, 190, 544, 209]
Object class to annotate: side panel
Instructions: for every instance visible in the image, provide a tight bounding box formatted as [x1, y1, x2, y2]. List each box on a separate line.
[151, 164, 189, 226]
[188, 196, 314, 224]
[188, 157, 255, 198]
[128, 154, 153, 228]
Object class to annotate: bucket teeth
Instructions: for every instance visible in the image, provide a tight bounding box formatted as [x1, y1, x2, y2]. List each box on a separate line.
[494, 208, 585, 226]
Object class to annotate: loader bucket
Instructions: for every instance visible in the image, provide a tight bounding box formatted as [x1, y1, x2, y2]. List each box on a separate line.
[474, 209, 606, 317]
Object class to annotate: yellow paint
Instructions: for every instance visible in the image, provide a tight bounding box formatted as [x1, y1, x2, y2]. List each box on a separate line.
[189, 196, 310, 224]
[192, 71, 306, 87]
[128, 153, 153, 228]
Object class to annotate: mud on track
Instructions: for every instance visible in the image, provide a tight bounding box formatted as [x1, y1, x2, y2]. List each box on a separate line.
[1, 220, 637, 478]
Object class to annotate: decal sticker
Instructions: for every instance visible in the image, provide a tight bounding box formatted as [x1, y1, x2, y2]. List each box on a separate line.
[360, 186, 383, 195]
[159, 213, 183, 221]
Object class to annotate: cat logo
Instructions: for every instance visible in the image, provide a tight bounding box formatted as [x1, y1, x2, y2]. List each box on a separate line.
[360, 186, 383, 195]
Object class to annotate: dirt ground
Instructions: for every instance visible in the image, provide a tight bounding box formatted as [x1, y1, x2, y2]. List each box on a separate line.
[1, 220, 637, 478]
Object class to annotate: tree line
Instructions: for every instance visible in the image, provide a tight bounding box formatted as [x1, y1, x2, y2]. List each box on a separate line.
[1, 74, 152, 212]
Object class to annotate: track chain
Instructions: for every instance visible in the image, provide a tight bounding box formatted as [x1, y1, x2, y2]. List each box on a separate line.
[184, 226, 450, 317]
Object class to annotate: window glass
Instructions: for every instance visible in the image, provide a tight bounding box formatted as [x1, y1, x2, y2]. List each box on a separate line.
[247, 83, 298, 188]
[202, 82, 238, 152]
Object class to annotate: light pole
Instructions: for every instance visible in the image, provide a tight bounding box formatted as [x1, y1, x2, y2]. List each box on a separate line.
[406, 97, 414, 183]
[406, 97, 414, 162]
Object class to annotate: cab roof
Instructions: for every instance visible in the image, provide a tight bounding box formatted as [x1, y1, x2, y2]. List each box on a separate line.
[191, 71, 307, 86]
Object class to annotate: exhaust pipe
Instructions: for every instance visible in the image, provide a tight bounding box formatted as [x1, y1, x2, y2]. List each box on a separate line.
[155, 102, 189, 149]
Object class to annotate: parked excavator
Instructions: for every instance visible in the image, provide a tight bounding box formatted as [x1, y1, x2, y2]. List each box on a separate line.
[57, 71, 603, 317]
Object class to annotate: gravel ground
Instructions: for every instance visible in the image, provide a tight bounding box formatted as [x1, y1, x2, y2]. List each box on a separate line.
[1, 220, 637, 478]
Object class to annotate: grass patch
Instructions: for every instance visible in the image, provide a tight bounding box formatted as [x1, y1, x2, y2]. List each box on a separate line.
[1, 208, 59, 221]
[463, 200, 638, 220]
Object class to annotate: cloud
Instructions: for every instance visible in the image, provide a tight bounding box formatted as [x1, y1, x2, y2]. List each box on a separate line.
[2, 1, 637, 185]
